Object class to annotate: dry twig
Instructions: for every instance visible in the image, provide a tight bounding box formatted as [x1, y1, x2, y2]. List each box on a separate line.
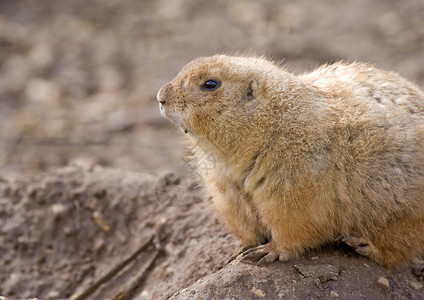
[68, 235, 154, 300]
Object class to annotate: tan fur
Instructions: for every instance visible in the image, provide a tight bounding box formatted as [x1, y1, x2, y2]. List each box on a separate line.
[157, 55, 424, 268]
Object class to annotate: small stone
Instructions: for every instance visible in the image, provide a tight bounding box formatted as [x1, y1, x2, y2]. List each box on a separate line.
[141, 290, 150, 297]
[330, 291, 339, 298]
[63, 225, 74, 235]
[410, 281, 423, 290]
[47, 290, 60, 299]
[51, 203, 68, 218]
[251, 287, 265, 298]
[377, 276, 390, 288]
[93, 210, 111, 232]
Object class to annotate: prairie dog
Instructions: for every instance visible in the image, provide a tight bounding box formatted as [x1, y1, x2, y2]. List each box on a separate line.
[157, 55, 424, 268]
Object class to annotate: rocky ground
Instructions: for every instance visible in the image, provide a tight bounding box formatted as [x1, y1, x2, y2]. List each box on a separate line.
[1, 0, 424, 299]
[0, 166, 423, 299]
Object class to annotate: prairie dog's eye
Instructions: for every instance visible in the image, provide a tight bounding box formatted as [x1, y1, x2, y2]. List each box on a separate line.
[201, 80, 221, 91]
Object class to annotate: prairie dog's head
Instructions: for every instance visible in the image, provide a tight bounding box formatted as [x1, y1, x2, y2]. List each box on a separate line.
[157, 55, 283, 140]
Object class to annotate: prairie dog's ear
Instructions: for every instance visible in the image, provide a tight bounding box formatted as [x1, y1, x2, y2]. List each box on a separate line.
[245, 79, 257, 100]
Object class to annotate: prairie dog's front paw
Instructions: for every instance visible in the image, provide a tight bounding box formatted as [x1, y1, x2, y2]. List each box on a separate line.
[238, 242, 292, 266]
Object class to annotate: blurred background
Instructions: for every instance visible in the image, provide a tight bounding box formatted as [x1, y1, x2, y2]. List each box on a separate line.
[1, 0, 423, 178]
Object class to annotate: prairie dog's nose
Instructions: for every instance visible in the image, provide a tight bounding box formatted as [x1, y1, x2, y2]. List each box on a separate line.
[157, 84, 169, 105]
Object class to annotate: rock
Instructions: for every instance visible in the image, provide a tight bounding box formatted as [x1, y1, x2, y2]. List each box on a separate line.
[409, 281, 422, 291]
[330, 290, 339, 298]
[50, 203, 68, 218]
[251, 287, 265, 298]
[377, 276, 390, 289]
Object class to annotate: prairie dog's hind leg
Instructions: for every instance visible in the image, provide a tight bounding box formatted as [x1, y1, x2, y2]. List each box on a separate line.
[342, 236, 376, 258]
[343, 216, 424, 268]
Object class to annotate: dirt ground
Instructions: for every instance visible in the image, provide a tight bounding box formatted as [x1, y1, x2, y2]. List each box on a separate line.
[1, 0, 424, 299]
[0, 166, 239, 299]
[1, 166, 423, 299]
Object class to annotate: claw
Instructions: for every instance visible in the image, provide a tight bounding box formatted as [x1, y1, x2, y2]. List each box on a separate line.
[257, 252, 279, 266]
[226, 253, 238, 264]
[241, 244, 266, 256]
[237, 243, 290, 266]
[241, 250, 268, 262]
[226, 244, 258, 264]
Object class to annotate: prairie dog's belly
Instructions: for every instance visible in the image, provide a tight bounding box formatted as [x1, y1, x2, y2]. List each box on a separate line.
[203, 162, 270, 246]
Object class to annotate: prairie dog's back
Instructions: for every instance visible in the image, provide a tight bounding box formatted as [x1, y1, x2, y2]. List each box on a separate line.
[303, 62, 424, 118]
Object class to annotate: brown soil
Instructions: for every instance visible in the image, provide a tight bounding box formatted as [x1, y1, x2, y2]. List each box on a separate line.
[0, 166, 239, 299]
[1, 0, 424, 299]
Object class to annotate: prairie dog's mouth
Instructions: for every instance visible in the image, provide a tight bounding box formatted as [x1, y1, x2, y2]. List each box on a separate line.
[159, 103, 166, 118]
[157, 87, 189, 134]
[158, 103, 189, 134]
